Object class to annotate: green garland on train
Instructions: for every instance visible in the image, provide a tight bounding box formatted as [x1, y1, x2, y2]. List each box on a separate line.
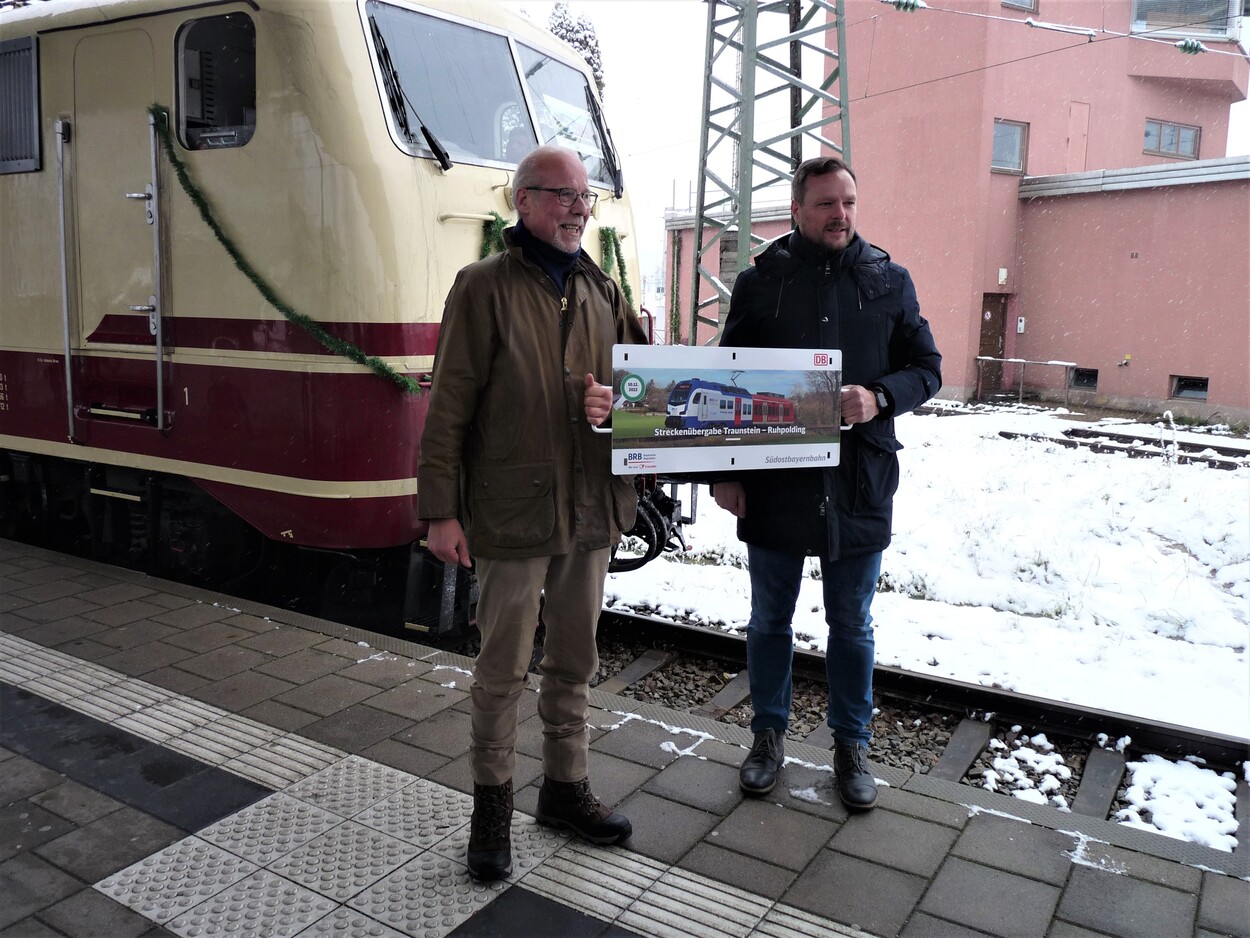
[480, 212, 509, 259]
[597, 227, 635, 313]
[146, 105, 421, 395]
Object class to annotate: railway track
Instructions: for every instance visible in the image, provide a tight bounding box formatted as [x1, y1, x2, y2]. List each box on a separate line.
[998, 425, 1250, 470]
[588, 609, 1250, 834]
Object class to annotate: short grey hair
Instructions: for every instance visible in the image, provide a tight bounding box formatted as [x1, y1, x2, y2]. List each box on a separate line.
[514, 145, 578, 191]
[792, 156, 856, 203]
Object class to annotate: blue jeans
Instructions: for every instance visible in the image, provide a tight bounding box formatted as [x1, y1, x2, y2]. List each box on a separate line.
[745, 544, 881, 746]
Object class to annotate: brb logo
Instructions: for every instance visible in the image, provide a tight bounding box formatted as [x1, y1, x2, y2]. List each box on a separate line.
[813, 353, 830, 366]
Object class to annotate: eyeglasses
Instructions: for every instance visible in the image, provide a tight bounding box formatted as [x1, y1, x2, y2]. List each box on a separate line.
[524, 186, 599, 208]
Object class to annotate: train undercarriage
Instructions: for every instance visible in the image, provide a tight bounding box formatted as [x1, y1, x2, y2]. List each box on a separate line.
[0, 451, 690, 642]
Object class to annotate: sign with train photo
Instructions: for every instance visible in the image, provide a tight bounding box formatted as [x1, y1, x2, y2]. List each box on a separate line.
[609, 345, 843, 474]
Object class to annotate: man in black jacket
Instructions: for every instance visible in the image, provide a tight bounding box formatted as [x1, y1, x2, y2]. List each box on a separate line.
[713, 156, 941, 810]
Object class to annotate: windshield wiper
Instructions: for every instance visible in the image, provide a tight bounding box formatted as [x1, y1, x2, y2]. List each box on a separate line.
[368, 14, 452, 171]
[585, 85, 623, 198]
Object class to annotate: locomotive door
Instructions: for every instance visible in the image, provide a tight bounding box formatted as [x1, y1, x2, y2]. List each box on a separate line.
[72, 29, 166, 426]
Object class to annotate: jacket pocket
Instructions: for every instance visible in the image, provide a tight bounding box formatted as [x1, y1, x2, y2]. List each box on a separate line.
[853, 431, 903, 514]
[469, 462, 555, 548]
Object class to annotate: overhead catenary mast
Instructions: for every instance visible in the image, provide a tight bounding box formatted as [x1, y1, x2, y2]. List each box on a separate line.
[687, 0, 852, 345]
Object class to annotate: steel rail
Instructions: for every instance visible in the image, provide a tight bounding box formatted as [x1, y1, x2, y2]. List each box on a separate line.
[598, 609, 1250, 771]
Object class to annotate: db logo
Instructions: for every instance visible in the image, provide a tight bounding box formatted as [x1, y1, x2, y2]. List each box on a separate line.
[813, 353, 830, 366]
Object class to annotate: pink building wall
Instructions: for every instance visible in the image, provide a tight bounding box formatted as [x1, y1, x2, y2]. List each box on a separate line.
[843, 0, 1247, 403]
[663, 0, 1248, 423]
[1016, 177, 1250, 421]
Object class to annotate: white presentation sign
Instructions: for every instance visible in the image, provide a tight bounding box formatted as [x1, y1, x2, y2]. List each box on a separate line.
[609, 345, 842, 475]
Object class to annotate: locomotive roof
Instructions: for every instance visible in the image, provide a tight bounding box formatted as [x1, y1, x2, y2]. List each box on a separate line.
[0, 0, 580, 59]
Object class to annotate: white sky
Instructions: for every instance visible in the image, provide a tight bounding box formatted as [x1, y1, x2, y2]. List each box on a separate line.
[510, 1, 1250, 299]
[601, 404, 1249, 851]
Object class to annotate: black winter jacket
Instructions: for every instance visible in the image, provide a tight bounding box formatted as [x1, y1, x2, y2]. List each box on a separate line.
[720, 230, 941, 559]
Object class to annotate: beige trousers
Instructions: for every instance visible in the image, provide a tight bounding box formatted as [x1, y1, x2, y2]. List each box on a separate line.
[470, 548, 610, 786]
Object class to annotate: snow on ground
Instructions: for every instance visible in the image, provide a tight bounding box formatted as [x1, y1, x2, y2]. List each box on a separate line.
[604, 403, 1250, 851]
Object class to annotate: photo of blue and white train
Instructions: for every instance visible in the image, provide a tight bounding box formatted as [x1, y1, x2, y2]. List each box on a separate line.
[664, 378, 798, 430]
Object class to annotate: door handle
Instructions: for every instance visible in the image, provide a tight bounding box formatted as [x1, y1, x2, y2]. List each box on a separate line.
[125, 185, 155, 224]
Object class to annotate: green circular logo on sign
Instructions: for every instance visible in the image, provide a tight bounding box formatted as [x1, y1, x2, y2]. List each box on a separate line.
[620, 374, 646, 403]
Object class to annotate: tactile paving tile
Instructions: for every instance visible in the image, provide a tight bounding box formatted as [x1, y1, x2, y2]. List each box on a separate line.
[24, 659, 125, 703]
[165, 868, 338, 938]
[618, 866, 772, 938]
[0, 631, 37, 656]
[346, 852, 505, 938]
[198, 792, 343, 866]
[143, 696, 233, 737]
[224, 735, 345, 789]
[753, 903, 873, 937]
[522, 839, 666, 924]
[77, 680, 173, 728]
[285, 755, 415, 818]
[270, 820, 421, 902]
[94, 835, 258, 924]
[431, 812, 568, 878]
[0, 640, 66, 686]
[165, 714, 283, 765]
[290, 906, 410, 937]
[353, 777, 473, 849]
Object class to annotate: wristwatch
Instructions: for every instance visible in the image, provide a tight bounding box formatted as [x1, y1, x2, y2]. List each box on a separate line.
[872, 386, 889, 415]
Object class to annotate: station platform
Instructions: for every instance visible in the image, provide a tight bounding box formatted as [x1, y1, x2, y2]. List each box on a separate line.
[1, 537, 1246, 938]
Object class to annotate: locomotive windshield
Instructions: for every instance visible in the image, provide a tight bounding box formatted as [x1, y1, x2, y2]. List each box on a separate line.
[365, 2, 619, 187]
[516, 45, 617, 188]
[366, 2, 538, 166]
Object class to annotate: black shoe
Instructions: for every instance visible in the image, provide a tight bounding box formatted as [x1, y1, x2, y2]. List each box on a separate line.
[834, 742, 878, 811]
[467, 780, 513, 881]
[536, 777, 632, 845]
[739, 728, 785, 796]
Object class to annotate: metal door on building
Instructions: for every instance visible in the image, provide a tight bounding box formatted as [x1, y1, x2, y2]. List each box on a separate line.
[978, 294, 1008, 395]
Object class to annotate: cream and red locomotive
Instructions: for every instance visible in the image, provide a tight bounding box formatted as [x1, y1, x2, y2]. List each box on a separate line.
[0, 0, 659, 633]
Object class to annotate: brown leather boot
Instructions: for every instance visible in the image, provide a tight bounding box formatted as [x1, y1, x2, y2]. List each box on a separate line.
[467, 780, 513, 881]
[536, 777, 632, 845]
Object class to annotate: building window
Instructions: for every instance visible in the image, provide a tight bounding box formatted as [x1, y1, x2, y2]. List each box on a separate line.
[1070, 368, 1098, 390]
[1131, 0, 1237, 39]
[1144, 119, 1200, 159]
[176, 13, 256, 150]
[1170, 375, 1209, 400]
[1002, 0, 1038, 11]
[0, 36, 40, 174]
[992, 120, 1028, 174]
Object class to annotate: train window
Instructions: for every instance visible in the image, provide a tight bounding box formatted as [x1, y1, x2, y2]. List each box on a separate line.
[517, 44, 613, 185]
[176, 13, 256, 150]
[367, 2, 538, 166]
[0, 36, 40, 174]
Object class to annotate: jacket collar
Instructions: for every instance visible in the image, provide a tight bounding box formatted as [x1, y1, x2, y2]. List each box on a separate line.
[502, 226, 611, 284]
[755, 229, 892, 297]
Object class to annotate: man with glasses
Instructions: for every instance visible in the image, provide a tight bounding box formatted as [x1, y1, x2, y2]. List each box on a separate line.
[418, 145, 647, 882]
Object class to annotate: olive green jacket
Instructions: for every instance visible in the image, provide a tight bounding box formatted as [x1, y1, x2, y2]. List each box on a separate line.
[417, 229, 646, 558]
